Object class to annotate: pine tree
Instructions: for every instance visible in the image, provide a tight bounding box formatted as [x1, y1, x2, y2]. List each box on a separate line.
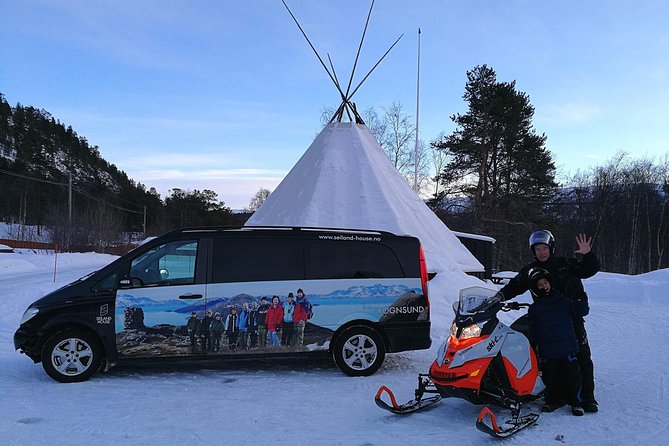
[434, 65, 557, 225]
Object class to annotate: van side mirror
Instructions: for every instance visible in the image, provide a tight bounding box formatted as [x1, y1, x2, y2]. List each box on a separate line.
[119, 277, 144, 289]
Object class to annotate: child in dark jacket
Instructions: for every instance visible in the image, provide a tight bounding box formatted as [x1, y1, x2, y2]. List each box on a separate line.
[527, 268, 589, 416]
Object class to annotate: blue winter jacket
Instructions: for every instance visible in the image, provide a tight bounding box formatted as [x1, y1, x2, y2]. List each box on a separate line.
[237, 309, 250, 332]
[527, 290, 589, 360]
[283, 301, 295, 323]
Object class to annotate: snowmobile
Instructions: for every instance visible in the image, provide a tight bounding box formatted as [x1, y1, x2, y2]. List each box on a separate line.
[375, 286, 545, 438]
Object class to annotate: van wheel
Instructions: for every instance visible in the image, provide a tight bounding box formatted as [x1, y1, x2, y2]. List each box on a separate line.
[332, 325, 385, 376]
[41, 328, 103, 383]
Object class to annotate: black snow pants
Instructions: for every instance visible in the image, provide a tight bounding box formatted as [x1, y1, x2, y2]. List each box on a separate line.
[575, 323, 596, 404]
[541, 355, 582, 407]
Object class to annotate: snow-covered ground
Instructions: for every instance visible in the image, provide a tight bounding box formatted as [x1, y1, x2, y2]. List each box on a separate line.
[0, 223, 51, 243]
[1, 250, 667, 445]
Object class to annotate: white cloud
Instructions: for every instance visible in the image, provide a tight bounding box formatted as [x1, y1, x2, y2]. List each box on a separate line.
[536, 102, 602, 126]
[132, 167, 286, 181]
[124, 154, 240, 169]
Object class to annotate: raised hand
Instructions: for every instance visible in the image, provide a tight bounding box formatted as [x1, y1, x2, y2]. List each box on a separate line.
[574, 233, 592, 255]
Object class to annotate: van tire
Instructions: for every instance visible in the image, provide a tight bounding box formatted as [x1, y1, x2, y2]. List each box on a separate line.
[332, 325, 385, 376]
[41, 328, 103, 383]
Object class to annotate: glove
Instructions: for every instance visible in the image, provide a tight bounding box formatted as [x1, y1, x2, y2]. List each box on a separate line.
[567, 294, 587, 303]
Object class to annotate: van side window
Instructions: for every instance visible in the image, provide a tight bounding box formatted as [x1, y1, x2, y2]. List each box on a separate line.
[306, 242, 404, 279]
[212, 239, 304, 283]
[130, 240, 198, 287]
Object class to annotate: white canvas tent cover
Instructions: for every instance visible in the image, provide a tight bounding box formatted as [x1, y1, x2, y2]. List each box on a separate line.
[246, 122, 483, 274]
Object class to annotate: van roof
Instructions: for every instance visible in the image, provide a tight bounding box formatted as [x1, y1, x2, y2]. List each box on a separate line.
[170, 225, 399, 237]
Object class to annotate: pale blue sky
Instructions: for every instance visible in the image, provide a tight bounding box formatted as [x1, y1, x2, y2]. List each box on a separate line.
[2, 0, 668, 208]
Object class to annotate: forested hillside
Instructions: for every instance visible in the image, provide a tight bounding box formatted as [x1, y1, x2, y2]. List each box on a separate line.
[0, 93, 240, 252]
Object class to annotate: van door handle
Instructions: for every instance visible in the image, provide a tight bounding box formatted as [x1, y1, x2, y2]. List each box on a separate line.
[179, 294, 203, 300]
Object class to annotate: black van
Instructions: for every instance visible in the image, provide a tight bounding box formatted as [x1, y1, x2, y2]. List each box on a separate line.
[14, 226, 431, 382]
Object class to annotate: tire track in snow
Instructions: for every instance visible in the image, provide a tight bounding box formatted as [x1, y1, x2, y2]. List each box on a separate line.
[659, 375, 665, 404]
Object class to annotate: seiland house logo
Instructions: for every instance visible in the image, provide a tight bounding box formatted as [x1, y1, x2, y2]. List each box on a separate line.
[378, 306, 426, 315]
[96, 304, 112, 325]
[318, 234, 381, 242]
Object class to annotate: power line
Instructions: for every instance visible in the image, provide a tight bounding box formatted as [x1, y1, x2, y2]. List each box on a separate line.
[0, 167, 69, 186]
[5, 152, 157, 209]
[0, 168, 149, 215]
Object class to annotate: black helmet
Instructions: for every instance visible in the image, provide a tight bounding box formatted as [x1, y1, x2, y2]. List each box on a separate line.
[529, 230, 555, 253]
[528, 267, 553, 297]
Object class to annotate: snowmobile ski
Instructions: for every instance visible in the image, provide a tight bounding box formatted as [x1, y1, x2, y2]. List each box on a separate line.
[374, 385, 442, 415]
[476, 406, 539, 438]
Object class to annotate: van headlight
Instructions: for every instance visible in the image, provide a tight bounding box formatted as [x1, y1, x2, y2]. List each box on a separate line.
[20, 307, 39, 325]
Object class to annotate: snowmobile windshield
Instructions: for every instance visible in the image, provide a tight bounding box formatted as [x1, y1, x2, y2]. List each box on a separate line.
[458, 293, 492, 315]
[455, 287, 500, 320]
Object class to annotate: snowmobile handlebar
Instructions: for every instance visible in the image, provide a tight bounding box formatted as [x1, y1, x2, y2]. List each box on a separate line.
[501, 301, 529, 311]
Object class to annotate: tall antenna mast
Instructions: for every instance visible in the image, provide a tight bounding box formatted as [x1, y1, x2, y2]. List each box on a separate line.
[413, 28, 421, 192]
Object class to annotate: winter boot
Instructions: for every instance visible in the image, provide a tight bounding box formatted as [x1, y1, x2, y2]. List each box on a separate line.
[571, 405, 585, 416]
[541, 403, 562, 413]
[583, 401, 599, 413]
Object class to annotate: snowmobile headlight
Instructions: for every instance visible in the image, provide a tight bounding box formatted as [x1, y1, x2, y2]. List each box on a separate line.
[20, 307, 39, 325]
[459, 323, 482, 340]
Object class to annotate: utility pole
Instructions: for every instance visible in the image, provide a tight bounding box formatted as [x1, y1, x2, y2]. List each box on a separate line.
[68, 170, 72, 251]
[413, 28, 421, 192]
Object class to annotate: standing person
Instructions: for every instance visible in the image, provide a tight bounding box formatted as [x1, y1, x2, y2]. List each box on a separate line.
[498, 231, 600, 413]
[256, 297, 270, 348]
[186, 311, 201, 353]
[201, 309, 213, 352]
[209, 312, 225, 352]
[237, 302, 250, 350]
[248, 302, 259, 349]
[266, 296, 284, 347]
[225, 306, 239, 351]
[527, 268, 589, 416]
[292, 288, 312, 347]
[281, 293, 296, 346]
